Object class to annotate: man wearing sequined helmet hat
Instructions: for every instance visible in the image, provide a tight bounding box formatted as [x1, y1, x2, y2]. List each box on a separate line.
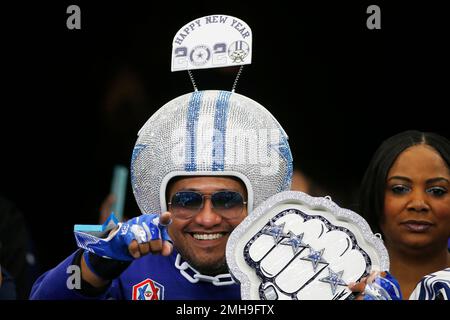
[30, 89, 293, 300]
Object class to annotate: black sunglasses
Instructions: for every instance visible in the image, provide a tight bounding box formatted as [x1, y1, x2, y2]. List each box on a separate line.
[168, 191, 247, 219]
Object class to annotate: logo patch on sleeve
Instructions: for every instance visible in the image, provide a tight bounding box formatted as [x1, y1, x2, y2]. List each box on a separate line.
[132, 278, 165, 300]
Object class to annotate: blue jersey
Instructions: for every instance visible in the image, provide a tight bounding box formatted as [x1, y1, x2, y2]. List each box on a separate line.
[30, 250, 241, 300]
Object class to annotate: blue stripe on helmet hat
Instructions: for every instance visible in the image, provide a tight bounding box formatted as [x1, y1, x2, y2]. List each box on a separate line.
[212, 91, 232, 171]
[185, 91, 203, 171]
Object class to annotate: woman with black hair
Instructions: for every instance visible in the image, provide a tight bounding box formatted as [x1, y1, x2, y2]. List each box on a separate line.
[359, 130, 450, 299]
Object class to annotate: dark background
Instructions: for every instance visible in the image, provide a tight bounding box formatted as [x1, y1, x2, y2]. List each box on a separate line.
[0, 1, 448, 290]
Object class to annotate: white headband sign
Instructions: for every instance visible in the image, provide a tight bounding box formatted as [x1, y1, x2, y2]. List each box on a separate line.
[171, 14, 253, 72]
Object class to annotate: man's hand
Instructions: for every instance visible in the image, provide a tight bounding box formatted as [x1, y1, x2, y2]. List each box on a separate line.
[348, 272, 379, 300]
[126, 211, 173, 258]
[75, 212, 173, 261]
[76, 212, 173, 288]
[348, 271, 402, 300]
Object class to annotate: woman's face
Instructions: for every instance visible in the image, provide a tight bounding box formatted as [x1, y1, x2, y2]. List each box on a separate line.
[381, 144, 450, 253]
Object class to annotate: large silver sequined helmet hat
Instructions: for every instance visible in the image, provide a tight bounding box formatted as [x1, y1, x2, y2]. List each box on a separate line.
[131, 90, 293, 215]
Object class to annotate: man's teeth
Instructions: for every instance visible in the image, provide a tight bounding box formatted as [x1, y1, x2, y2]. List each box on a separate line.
[193, 233, 224, 240]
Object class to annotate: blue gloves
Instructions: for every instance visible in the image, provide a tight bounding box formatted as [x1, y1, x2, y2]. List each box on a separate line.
[74, 213, 172, 262]
[363, 271, 402, 300]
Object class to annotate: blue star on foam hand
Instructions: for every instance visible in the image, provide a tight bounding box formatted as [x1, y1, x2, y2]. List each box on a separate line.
[319, 268, 347, 295]
[261, 221, 286, 244]
[280, 231, 308, 254]
[300, 247, 327, 272]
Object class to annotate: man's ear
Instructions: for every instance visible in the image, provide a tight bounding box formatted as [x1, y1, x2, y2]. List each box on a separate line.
[165, 176, 182, 207]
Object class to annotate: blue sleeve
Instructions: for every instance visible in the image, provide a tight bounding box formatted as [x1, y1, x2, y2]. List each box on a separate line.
[30, 251, 122, 300]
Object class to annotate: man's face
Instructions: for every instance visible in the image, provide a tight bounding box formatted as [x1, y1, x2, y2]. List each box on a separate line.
[167, 176, 248, 275]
